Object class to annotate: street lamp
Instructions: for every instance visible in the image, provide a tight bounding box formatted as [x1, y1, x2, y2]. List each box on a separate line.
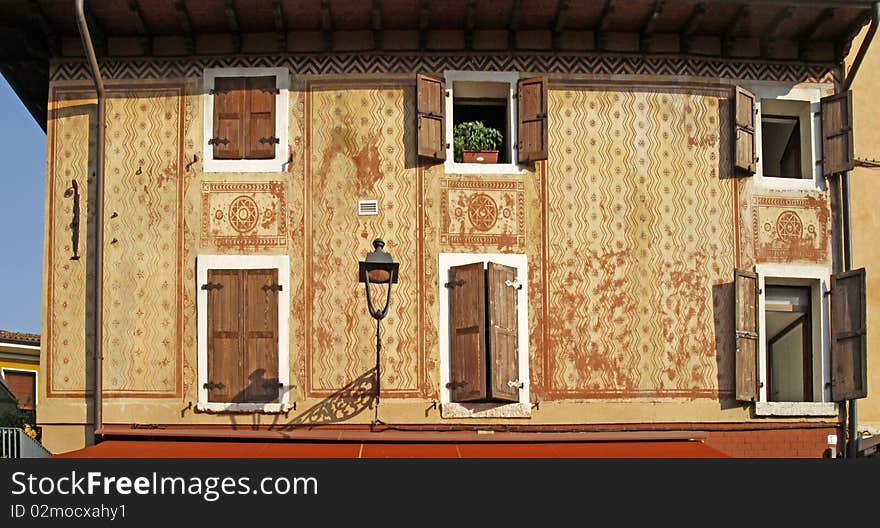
[358, 238, 399, 425]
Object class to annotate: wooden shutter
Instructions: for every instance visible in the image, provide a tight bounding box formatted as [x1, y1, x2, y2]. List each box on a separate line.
[822, 91, 854, 177]
[487, 262, 520, 403]
[244, 76, 277, 160]
[3, 371, 36, 411]
[447, 262, 487, 402]
[517, 76, 549, 163]
[734, 268, 760, 401]
[417, 74, 446, 161]
[734, 86, 756, 174]
[206, 269, 243, 402]
[212, 77, 245, 160]
[243, 269, 280, 403]
[831, 268, 867, 401]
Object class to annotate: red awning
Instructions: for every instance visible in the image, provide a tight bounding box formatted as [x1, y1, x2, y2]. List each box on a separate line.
[54, 439, 727, 458]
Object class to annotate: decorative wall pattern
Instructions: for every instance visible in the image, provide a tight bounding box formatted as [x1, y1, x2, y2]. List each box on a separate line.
[51, 54, 834, 84]
[46, 91, 95, 396]
[440, 178, 525, 251]
[306, 81, 422, 396]
[544, 87, 735, 398]
[200, 181, 288, 249]
[102, 87, 183, 395]
[752, 194, 830, 264]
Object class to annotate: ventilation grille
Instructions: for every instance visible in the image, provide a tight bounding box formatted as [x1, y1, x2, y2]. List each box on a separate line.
[358, 199, 379, 216]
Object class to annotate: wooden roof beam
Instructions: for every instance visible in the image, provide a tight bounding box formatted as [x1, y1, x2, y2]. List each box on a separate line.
[419, 0, 429, 50]
[640, 0, 666, 52]
[552, 0, 571, 50]
[681, 2, 706, 53]
[799, 7, 834, 59]
[173, 0, 194, 53]
[509, 0, 522, 49]
[723, 5, 751, 56]
[322, 0, 332, 51]
[26, 0, 59, 56]
[372, 0, 382, 49]
[84, 4, 107, 56]
[127, 1, 148, 35]
[465, 0, 476, 50]
[761, 6, 794, 56]
[273, 0, 287, 50]
[224, 0, 241, 52]
[596, 0, 617, 50]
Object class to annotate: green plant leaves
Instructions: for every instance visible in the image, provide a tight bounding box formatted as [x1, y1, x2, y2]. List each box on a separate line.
[453, 121, 503, 160]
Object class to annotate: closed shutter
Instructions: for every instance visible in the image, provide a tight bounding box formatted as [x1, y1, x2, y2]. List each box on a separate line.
[831, 268, 867, 401]
[447, 262, 487, 402]
[517, 76, 549, 163]
[243, 269, 280, 403]
[734, 268, 760, 401]
[822, 91, 854, 177]
[417, 74, 446, 161]
[206, 269, 244, 403]
[212, 77, 245, 160]
[487, 262, 520, 403]
[3, 371, 36, 411]
[244, 76, 277, 160]
[734, 87, 756, 175]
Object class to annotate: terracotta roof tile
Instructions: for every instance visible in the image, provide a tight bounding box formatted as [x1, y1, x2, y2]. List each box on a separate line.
[0, 330, 41, 346]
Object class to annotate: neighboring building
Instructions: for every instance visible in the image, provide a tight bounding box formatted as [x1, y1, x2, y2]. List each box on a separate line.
[0, 331, 40, 415]
[0, 376, 19, 418]
[0, 1, 876, 457]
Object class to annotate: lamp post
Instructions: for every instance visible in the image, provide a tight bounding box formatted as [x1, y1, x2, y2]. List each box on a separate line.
[358, 238, 399, 425]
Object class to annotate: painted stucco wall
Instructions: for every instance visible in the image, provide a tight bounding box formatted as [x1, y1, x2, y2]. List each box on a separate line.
[38, 56, 841, 442]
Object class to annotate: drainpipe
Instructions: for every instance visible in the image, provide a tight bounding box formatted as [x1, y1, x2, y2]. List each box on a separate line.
[838, 1, 880, 459]
[74, 0, 105, 441]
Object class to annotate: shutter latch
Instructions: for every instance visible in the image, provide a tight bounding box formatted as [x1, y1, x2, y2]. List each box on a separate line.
[208, 137, 230, 146]
[259, 136, 281, 144]
[262, 283, 283, 293]
[504, 279, 523, 290]
[446, 381, 467, 389]
[507, 380, 524, 389]
[201, 282, 223, 291]
[203, 381, 225, 391]
[444, 279, 464, 288]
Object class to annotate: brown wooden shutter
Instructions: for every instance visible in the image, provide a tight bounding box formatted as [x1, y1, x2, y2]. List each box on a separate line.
[734, 86, 756, 175]
[447, 262, 487, 402]
[212, 77, 245, 160]
[243, 269, 280, 403]
[244, 76, 277, 160]
[822, 91, 854, 177]
[3, 371, 36, 411]
[831, 268, 867, 401]
[487, 262, 520, 403]
[206, 269, 244, 402]
[734, 268, 760, 401]
[417, 74, 446, 161]
[518, 76, 549, 163]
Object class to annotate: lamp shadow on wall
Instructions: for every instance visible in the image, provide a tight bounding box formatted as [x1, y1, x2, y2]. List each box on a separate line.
[713, 281, 740, 410]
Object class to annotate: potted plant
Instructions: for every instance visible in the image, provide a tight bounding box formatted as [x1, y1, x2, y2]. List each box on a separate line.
[453, 121, 504, 164]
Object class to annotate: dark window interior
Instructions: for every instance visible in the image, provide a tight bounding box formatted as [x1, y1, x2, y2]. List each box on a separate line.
[453, 98, 508, 164]
[762, 115, 802, 178]
[765, 285, 813, 402]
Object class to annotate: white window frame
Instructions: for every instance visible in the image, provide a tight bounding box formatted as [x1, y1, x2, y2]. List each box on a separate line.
[0, 367, 38, 408]
[203, 67, 290, 173]
[438, 253, 530, 418]
[745, 82, 832, 191]
[444, 71, 526, 175]
[753, 263, 837, 417]
[196, 254, 291, 413]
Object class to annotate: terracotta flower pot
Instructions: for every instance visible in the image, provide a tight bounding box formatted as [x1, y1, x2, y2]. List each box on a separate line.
[462, 150, 499, 164]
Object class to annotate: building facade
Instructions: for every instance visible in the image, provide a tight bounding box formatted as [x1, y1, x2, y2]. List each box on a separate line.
[1, 0, 874, 456]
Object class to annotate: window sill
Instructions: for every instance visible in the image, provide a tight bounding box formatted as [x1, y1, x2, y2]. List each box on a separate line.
[754, 175, 822, 191]
[440, 402, 531, 419]
[443, 161, 525, 175]
[196, 402, 292, 414]
[754, 401, 838, 417]
[202, 157, 289, 173]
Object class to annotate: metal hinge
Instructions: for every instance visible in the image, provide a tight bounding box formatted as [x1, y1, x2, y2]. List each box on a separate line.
[505, 279, 523, 290]
[203, 381, 225, 391]
[262, 283, 283, 293]
[507, 380, 524, 389]
[201, 282, 223, 291]
[444, 279, 464, 288]
[208, 137, 230, 146]
[446, 381, 467, 389]
[259, 136, 280, 145]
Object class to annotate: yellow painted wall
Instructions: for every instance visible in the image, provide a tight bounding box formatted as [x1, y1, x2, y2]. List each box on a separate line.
[39, 64, 842, 450]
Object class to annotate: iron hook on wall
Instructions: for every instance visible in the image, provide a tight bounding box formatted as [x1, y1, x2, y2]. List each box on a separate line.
[63, 179, 80, 260]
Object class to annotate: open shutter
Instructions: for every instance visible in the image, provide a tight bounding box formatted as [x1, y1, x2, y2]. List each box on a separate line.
[734, 86, 756, 175]
[447, 262, 487, 402]
[243, 269, 280, 403]
[206, 269, 244, 402]
[517, 76, 549, 163]
[244, 76, 277, 160]
[3, 371, 36, 411]
[735, 268, 760, 401]
[212, 77, 245, 159]
[487, 262, 520, 403]
[831, 268, 867, 401]
[417, 74, 446, 161]
[822, 91, 854, 177]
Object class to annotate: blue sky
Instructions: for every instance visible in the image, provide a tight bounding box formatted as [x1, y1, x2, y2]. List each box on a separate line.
[0, 76, 46, 334]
